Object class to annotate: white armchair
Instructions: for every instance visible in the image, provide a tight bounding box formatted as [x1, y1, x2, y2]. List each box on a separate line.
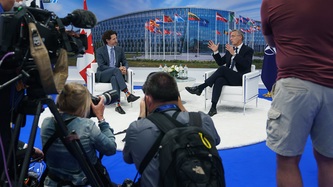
[86, 63, 134, 105]
[204, 65, 261, 114]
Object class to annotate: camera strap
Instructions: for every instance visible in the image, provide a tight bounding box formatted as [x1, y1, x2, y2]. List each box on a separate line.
[28, 22, 57, 94]
[28, 22, 68, 94]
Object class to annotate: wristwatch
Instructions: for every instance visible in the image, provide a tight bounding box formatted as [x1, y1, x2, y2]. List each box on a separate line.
[98, 118, 106, 124]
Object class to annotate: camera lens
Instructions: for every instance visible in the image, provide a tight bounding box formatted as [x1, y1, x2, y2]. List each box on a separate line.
[91, 89, 119, 105]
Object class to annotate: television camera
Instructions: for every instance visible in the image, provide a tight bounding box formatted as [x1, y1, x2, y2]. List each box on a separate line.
[0, 4, 112, 187]
[0, 5, 97, 95]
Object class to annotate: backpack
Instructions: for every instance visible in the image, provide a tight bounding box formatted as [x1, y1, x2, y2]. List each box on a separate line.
[141, 112, 225, 187]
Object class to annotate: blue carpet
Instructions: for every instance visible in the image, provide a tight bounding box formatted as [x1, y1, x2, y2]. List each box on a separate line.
[19, 88, 318, 186]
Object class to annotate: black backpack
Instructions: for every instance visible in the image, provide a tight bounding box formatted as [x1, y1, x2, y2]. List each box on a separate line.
[140, 111, 225, 187]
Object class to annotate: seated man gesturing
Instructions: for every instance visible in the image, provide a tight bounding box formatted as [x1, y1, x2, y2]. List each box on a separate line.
[186, 29, 254, 116]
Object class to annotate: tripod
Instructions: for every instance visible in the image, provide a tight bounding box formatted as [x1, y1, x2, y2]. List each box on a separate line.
[1, 92, 106, 186]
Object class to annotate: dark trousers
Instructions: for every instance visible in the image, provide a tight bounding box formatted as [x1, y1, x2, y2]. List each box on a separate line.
[99, 68, 127, 98]
[205, 66, 242, 103]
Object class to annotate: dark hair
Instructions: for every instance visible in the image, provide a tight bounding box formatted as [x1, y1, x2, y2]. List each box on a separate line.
[142, 72, 179, 102]
[102, 30, 117, 44]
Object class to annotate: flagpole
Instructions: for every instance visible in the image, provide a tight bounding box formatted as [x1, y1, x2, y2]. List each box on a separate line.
[145, 22, 148, 59]
[234, 12, 237, 29]
[163, 14, 165, 60]
[149, 31, 152, 60]
[174, 20, 176, 60]
[154, 32, 157, 59]
[187, 15, 189, 61]
[252, 31, 254, 49]
[197, 21, 199, 57]
[224, 12, 230, 46]
[215, 12, 217, 44]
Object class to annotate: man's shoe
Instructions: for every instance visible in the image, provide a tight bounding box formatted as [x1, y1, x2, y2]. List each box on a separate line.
[185, 86, 202, 96]
[115, 106, 126, 114]
[208, 108, 217, 117]
[127, 94, 140, 103]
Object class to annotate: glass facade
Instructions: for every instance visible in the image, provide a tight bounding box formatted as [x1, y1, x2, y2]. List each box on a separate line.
[92, 7, 265, 55]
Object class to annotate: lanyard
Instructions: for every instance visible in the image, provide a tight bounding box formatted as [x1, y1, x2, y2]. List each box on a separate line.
[153, 104, 179, 113]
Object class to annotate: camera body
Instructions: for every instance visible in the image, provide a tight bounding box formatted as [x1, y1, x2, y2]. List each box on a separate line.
[0, 6, 88, 68]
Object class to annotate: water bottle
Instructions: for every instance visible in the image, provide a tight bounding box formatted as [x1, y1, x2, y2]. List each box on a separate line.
[178, 64, 184, 78]
[159, 64, 163, 72]
[183, 64, 188, 79]
[163, 64, 168, 72]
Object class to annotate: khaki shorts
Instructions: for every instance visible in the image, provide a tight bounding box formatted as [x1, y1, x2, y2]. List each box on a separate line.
[266, 78, 333, 157]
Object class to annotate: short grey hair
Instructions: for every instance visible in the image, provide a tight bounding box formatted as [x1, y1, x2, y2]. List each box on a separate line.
[231, 29, 244, 41]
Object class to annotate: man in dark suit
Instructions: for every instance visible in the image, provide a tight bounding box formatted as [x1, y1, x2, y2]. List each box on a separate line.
[186, 29, 254, 116]
[96, 30, 139, 114]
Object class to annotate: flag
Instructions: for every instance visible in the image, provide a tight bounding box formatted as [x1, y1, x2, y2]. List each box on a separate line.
[240, 28, 250, 33]
[155, 18, 163, 25]
[216, 30, 221, 35]
[199, 18, 209, 27]
[261, 45, 277, 92]
[239, 16, 249, 24]
[163, 15, 173, 23]
[249, 26, 256, 33]
[174, 14, 185, 22]
[176, 31, 182, 36]
[76, 0, 95, 83]
[145, 21, 155, 33]
[149, 19, 159, 28]
[230, 14, 239, 24]
[188, 12, 200, 21]
[216, 12, 228, 23]
[229, 14, 235, 23]
[235, 18, 239, 24]
[247, 18, 255, 26]
[164, 29, 171, 35]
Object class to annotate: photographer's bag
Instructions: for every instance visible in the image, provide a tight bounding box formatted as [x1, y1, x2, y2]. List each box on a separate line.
[141, 112, 226, 187]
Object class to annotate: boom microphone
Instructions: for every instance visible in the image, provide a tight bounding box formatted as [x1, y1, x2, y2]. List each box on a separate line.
[61, 9, 97, 29]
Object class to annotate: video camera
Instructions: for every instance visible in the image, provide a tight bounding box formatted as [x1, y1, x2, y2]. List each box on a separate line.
[0, 5, 97, 95]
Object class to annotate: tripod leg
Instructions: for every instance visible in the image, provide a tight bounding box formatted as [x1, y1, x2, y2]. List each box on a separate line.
[17, 100, 43, 187]
[0, 113, 24, 183]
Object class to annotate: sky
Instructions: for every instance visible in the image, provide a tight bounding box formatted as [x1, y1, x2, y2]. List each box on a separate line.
[41, 0, 262, 22]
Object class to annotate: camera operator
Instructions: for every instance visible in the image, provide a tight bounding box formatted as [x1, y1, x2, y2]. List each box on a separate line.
[40, 82, 118, 186]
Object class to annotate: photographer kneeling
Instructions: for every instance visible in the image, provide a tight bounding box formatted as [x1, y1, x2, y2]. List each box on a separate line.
[40, 82, 118, 186]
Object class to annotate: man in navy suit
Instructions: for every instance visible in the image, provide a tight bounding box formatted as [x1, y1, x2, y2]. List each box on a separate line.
[96, 30, 139, 114]
[186, 30, 253, 116]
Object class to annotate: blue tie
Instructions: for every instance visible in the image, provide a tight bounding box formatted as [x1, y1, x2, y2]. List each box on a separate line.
[110, 47, 115, 67]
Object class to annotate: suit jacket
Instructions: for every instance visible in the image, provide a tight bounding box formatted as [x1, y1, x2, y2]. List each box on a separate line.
[212, 44, 254, 75]
[95, 45, 129, 81]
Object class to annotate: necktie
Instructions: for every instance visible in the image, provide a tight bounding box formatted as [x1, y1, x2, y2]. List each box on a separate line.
[110, 47, 115, 67]
[230, 47, 238, 70]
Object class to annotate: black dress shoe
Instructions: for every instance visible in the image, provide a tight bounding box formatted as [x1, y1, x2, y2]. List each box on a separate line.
[208, 107, 217, 117]
[185, 86, 202, 96]
[115, 106, 126, 114]
[127, 94, 140, 103]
